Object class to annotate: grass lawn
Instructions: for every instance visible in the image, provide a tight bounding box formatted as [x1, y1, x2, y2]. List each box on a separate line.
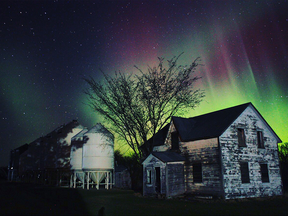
[1, 181, 287, 215]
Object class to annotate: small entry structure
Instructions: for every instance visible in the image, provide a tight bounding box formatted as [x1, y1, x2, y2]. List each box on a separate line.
[142, 151, 185, 197]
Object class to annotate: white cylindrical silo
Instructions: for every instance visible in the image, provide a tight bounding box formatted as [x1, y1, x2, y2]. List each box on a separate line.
[70, 128, 88, 187]
[82, 123, 114, 171]
[70, 128, 88, 171]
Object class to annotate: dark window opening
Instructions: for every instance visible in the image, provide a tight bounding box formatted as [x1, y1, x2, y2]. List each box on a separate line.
[260, 164, 269, 183]
[155, 167, 161, 192]
[147, 169, 152, 184]
[193, 163, 202, 183]
[240, 162, 250, 183]
[171, 132, 179, 150]
[257, 131, 264, 148]
[238, 128, 246, 147]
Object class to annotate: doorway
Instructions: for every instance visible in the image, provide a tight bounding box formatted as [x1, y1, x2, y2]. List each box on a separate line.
[155, 167, 161, 193]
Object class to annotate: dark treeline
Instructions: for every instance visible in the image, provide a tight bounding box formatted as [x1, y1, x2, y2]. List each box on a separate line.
[279, 142, 288, 190]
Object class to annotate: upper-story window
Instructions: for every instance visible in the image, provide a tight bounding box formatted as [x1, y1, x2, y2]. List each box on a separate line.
[257, 131, 264, 148]
[237, 128, 246, 147]
[171, 131, 179, 150]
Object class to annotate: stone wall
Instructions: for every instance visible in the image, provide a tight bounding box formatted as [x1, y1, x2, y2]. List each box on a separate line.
[220, 106, 283, 199]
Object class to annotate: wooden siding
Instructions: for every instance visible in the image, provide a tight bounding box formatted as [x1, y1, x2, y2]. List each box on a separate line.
[181, 138, 223, 197]
[163, 122, 176, 149]
[142, 155, 185, 197]
[220, 106, 283, 199]
[167, 163, 185, 197]
[162, 123, 222, 197]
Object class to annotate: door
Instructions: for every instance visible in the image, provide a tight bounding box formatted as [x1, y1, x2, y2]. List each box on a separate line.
[155, 167, 161, 193]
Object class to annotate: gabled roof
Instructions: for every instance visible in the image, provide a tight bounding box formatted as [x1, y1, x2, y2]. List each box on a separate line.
[142, 102, 282, 151]
[71, 128, 88, 141]
[86, 123, 114, 140]
[173, 102, 281, 143]
[12, 143, 29, 153]
[147, 124, 170, 147]
[139, 124, 170, 153]
[152, 151, 185, 163]
[172, 103, 251, 141]
[141, 103, 250, 149]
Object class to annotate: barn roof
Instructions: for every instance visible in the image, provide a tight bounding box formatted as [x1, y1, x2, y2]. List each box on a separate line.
[71, 128, 88, 141]
[87, 123, 113, 134]
[152, 151, 185, 162]
[86, 123, 114, 140]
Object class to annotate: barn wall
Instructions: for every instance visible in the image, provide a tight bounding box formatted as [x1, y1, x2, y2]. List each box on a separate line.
[18, 121, 84, 185]
[8, 144, 28, 181]
[180, 138, 223, 197]
[220, 106, 283, 199]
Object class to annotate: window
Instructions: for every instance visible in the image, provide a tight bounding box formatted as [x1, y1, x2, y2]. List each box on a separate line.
[257, 131, 264, 148]
[193, 163, 202, 183]
[240, 162, 250, 183]
[147, 169, 152, 184]
[238, 128, 246, 147]
[171, 132, 179, 150]
[260, 164, 269, 183]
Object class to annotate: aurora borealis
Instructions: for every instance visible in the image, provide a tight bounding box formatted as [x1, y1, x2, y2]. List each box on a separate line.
[0, 1, 287, 166]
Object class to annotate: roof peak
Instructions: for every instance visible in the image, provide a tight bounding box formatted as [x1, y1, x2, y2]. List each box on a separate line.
[172, 102, 252, 141]
[172, 102, 252, 120]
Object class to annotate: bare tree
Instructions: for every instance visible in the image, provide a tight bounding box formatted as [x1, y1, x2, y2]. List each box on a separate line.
[84, 53, 205, 159]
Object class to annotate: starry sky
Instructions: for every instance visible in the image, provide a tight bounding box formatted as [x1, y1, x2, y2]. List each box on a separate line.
[1, 0, 288, 166]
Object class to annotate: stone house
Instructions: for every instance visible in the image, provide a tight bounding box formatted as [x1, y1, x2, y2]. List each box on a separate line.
[142, 102, 283, 199]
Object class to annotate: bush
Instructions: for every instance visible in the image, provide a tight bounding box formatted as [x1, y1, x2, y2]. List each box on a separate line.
[279, 142, 288, 190]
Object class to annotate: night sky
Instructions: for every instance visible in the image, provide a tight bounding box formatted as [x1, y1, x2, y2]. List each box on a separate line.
[1, 0, 288, 166]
